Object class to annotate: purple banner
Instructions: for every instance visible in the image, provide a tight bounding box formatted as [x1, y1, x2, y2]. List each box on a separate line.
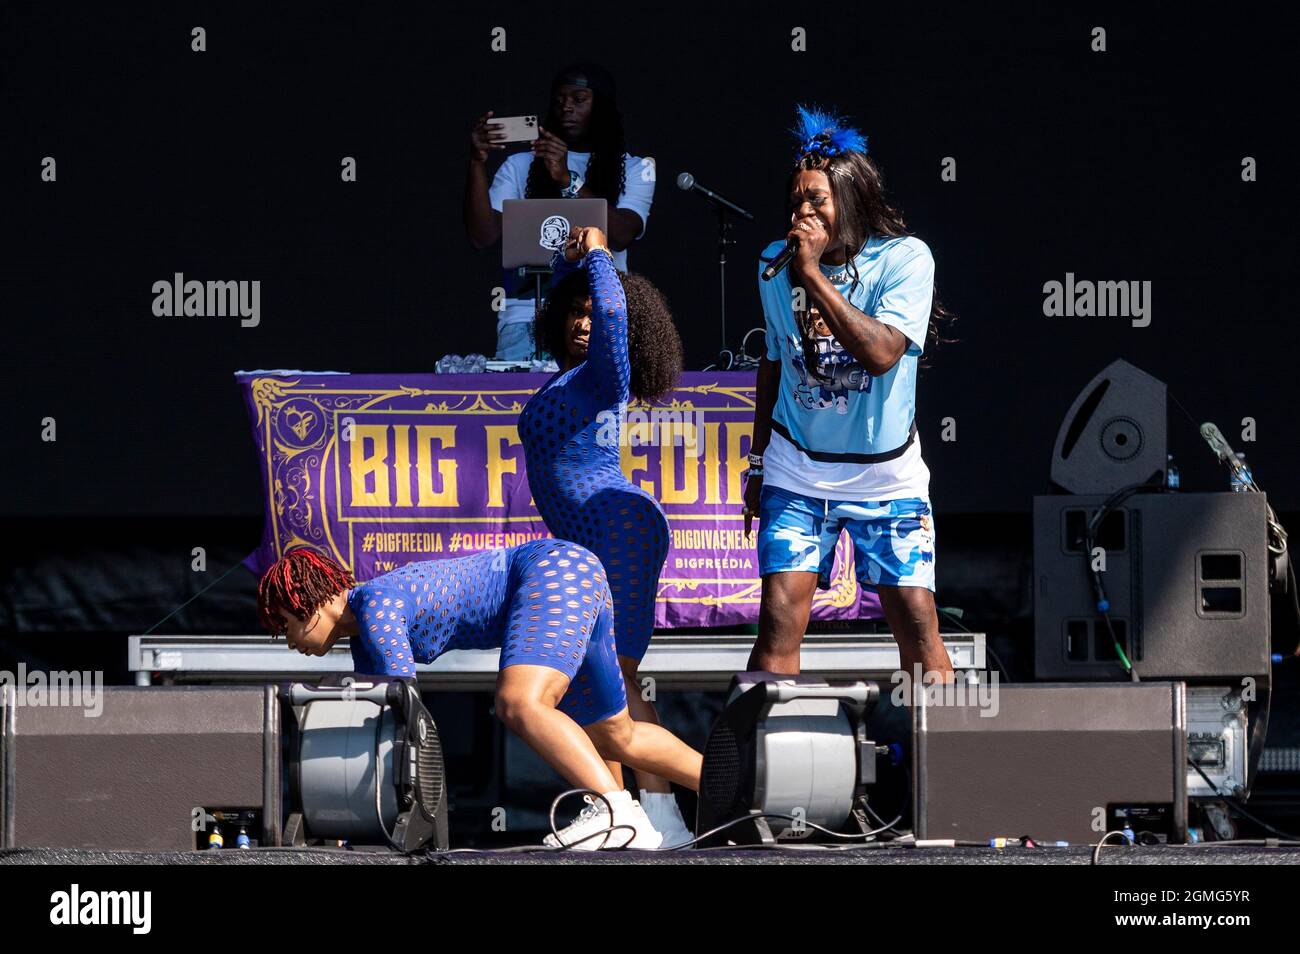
[238, 371, 881, 628]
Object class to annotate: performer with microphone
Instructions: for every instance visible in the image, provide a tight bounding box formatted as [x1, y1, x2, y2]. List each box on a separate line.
[744, 107, 956, 692]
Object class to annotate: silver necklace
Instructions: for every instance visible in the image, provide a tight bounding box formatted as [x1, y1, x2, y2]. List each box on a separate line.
[820, 261, 851, 284]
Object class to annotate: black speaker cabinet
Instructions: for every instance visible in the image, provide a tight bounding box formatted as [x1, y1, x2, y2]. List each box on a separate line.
[914, 682, 1187, 844]
[1033, 492, 1271, 681]
[1, 685, 279, 851]
[1051, 359, 1167, 494]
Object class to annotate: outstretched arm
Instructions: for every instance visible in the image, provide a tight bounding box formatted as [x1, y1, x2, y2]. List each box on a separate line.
[574, 229, 630, 402]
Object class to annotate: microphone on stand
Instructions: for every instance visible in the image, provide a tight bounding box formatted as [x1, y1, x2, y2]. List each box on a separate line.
[676, 172, 754, 356]
[676, 173, 754, 220]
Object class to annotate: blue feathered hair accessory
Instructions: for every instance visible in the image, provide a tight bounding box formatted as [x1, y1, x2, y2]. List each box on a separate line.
[792, 105, 868, 160]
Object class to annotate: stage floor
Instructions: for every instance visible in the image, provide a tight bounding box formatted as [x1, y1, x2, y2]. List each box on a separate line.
[4, 845, 1299, 865]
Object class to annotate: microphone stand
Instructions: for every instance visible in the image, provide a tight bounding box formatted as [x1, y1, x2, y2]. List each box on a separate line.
[677, 172, 752, 359]
[717, 206, 736, 355]
[517, 264, 554, 361]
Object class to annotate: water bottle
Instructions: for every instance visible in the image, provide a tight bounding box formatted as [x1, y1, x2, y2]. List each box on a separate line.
[1165, 454, 1180, 489]
[1230, 452, 1252, 492]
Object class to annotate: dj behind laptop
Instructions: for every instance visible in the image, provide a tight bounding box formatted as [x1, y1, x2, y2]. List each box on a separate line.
[478, 198, 608, 369]
[437, 198, 608, 373]
[434, 200, 605, 374]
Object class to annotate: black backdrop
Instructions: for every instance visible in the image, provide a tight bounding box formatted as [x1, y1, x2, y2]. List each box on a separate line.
[3, 2, 1296, 518]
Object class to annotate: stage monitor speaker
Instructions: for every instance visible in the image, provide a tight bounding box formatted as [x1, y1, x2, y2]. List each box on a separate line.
[696, 673, 880, 846]
[1033, 492, 1271, 681]
[1, 685, 278, 851]
[1050, 359, 1167, 494]
[914, 682, 1187, 844]
[281, 678, 448, 852]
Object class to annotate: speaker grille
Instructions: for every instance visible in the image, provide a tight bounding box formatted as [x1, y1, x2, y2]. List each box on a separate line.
[1100, 416, 1143, 461]
[416, 718, 445, 811]
[701, 721, 744, 815]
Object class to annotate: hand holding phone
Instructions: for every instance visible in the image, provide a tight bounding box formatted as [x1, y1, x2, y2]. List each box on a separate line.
[491, 115, 539, 144]
[469, 111, 507, 162]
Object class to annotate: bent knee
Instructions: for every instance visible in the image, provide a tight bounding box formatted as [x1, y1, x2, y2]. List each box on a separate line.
[494, 689, 548, 734]
[759, 590, 810, 638]
[880, 585, 936, 626]
[588, 712, 635, 757]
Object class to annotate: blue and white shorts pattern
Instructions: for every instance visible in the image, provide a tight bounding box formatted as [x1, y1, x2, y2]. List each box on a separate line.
[757, 484, 936, 591]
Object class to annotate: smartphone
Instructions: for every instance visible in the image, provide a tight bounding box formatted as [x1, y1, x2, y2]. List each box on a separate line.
[490, 115, 539, 143]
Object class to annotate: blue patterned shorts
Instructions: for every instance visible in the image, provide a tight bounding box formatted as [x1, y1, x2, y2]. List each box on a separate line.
[757, 484, 936, 591]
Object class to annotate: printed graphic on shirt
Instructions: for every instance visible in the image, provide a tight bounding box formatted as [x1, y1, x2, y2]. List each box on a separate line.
[786, 305, 872, 414]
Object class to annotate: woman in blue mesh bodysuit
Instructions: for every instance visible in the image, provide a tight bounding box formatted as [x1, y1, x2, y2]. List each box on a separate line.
[257, 542, 703, 849]
[518, 226, 691, 844]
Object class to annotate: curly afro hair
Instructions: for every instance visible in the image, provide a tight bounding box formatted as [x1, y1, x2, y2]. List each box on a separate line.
[535, 267, 683, 403]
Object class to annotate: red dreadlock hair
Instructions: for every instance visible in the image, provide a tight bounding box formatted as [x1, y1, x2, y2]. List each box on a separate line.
[257, 548, 356, 636]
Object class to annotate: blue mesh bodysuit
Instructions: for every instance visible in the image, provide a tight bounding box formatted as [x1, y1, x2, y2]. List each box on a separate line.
[346, 540, 626, 726]
[518, 250, 671, 662]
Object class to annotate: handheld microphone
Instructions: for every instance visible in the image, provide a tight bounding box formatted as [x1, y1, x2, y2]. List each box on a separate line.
[676, 172, 754, 220]
[761, 239, 798, 282]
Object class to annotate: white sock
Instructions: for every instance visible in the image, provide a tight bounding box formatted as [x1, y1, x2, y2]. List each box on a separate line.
[639, 790, 677, 807]
[639, 791, 692, 847]
[640, 791, 687, 823]
[601, 789, 634, 808]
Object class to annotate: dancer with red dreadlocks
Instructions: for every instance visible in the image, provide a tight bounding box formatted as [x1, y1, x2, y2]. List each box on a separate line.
[257, 541, 702, 850]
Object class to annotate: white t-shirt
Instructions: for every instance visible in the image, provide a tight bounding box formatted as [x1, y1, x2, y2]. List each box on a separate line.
[764, 428, 931, 501]
[489, 150, 655, 325]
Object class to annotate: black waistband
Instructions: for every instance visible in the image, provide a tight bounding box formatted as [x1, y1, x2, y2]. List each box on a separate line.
[770, 417, 917, 464]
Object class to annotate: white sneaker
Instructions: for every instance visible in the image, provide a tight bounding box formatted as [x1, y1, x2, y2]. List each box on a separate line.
[639, 791, 695, 849]
[543, 790, 663, 850]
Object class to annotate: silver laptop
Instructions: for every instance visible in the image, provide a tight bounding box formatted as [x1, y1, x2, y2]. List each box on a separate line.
[502, 198, 608, 268]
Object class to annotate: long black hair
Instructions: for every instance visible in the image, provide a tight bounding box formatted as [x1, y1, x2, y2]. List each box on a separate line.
[790, 146, 956, 356]
[525, 67, 627, 203]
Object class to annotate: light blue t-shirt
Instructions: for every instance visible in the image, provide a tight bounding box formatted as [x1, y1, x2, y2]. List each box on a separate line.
[758, 233, 934, 462]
